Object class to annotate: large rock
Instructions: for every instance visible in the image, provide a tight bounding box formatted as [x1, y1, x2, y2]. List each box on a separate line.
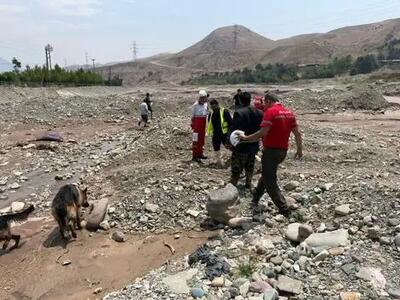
[304, 229, 350, 248]
[86, 198, 109, 230]
[228, 217, 252, 228]
[207, 184, 238, 224]
[356, 267, 386, 291]
[285, 223, 301, 242]
[277, 275, 303, 294]
[340, 292, 361, 300]
[284, 181, 300, 191]
[162, 269, 198, 294]
[335, 204, 351, 216]
[11, 201, 25, 212]
[298, 224, 313, 240]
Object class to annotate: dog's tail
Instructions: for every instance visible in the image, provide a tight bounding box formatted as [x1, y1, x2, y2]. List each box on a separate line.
[1, 204, 34, 223]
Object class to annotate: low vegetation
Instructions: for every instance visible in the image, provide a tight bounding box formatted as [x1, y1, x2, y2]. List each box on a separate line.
[184, 54, 383, 85]
[0, 58, 122, 87]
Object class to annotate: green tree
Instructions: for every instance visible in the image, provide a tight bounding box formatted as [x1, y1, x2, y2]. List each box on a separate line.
[12, 57, 21, 73]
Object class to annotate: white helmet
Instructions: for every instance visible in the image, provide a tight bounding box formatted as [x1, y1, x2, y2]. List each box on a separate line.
[199, 90, 208, 98]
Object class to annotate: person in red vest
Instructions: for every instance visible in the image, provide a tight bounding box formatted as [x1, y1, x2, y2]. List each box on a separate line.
[191, 90, 209, 162]
[239, 92, 303, 217]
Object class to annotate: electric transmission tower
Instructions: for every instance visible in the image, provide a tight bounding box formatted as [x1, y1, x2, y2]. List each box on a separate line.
[131, 41, 137, 61]
[45, 44, 54, 70]
[233, 25, 238, 50]
[85, 52, 89, 69]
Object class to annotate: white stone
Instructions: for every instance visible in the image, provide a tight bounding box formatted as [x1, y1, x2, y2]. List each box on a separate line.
[304, 229, 350, 248]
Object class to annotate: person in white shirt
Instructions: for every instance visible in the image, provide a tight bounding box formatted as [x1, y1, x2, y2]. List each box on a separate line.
[191, 90, 209, 162]
[138, 100, 149, 127]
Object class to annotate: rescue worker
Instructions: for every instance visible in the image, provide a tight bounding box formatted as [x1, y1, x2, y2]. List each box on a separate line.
[207, 99, 232, 166]
[191, 90, 209, 162]
[239, 92, 303, 217]
[144, 93, 153, 119]
[233, 89, 242, 110]
[230, 91, 263, 188]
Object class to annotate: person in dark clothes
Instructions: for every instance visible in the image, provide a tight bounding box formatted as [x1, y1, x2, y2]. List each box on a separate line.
[239, 92, 303, 217]
[144, 93, 153, 119]
[233, 89, 242, 111]
[207, 99, 232, 166]
[230, 92, 263, 189]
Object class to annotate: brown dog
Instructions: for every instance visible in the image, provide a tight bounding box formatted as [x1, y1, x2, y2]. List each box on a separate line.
[51, 183, 89, 240]
[0, 204, 35, 251]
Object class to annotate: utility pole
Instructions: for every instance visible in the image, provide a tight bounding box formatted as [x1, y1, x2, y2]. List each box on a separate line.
[233, 25, 238, 50]
[45, 44, 53, 70]
[63, 58, 67, 68]
[92, 58, 95, 71]
[108, 67, 112, 85]
[131, 41, 137, 61]
[85, 52, 89, 69]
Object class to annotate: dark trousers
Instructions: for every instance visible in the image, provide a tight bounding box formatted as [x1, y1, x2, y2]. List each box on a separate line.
[230, 151, 256, 187]
[254, 148, 288, 213]
[212, 134, 228, 151]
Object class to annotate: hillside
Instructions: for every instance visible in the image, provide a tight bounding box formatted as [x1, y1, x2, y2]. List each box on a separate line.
[156, 25, 274, 70]
[96, 18, 400, 85]
[264, 18, 400, 64]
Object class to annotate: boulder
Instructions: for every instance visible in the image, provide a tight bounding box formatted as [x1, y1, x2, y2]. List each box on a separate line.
[356, 267, 386, 291]
[285, 223, 301, 242]
[304, 229, 350, 248]
[86, 198, 109, 230]
[284, 181, 300, 191]
[207, 184, 238, 224]
[228, 217, 252, 228]
[335, 204, 351, 216]
[298, 224, 313, 240]
[111, 231, 126, 242]
[162, 269, 198, 294]
[145, 203, 159, 213]
[340, 292, 361, 300]
[277, 275, 303, 294]
[11, 201, 25, 212]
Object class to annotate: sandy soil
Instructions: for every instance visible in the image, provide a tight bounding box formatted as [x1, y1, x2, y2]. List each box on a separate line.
[0, 218, 208, 300]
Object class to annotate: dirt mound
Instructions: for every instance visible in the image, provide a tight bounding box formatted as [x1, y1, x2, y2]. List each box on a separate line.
[282, 85, 390, 111]
[342, 85, 390, 110]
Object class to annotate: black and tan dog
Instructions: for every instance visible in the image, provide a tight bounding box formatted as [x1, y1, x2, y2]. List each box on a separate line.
[51, 183, 89, 241]
[0, 204, 35, 251]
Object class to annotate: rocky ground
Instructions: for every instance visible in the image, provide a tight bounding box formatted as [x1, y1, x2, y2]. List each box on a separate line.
[0, 82, 399, 300]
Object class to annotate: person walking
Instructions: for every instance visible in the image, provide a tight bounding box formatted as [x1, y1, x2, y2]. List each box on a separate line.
[143, 93, 153, 119]
[138, 99, 149, 128]
[239, 92, 303, 217]
[233, 89, 242, 110]
[191, 90, 209, 162]
[230, 91, 263, 188]
[207, 99, 232, 166]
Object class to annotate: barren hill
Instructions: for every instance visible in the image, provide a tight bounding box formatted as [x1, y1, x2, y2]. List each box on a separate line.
[97, 18, 400, 85]
[156, 25, 274, 70]
[264, 18, 400, 64]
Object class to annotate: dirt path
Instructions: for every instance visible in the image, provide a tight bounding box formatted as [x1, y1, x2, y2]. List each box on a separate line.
[299, 110, 400, 134]
[0, 218, 208, 300]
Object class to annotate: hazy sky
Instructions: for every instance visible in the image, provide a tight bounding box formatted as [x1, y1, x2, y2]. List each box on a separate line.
[1, 0, 399, 67]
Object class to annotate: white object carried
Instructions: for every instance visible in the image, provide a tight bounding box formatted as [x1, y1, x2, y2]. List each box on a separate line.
[230, 130, 244, 146]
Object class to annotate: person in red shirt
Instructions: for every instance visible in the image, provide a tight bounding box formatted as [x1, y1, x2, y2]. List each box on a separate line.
[239, 92, 303, 217]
